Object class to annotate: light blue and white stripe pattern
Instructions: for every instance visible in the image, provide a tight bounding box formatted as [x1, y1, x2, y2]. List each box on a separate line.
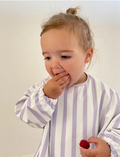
[15, 74, 120, 157]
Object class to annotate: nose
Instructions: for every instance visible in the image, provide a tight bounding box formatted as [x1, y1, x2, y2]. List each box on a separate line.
[51, 59, 61, 69]
[51, 58, 65, 75]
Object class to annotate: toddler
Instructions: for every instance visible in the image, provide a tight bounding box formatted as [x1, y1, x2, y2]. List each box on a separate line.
[15, 7, 120, 157]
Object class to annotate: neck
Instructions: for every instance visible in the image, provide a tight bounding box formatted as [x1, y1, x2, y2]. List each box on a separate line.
[75, 73, 87, 85]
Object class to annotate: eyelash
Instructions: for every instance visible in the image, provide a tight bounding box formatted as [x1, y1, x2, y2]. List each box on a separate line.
[61, 56, 71, 59]
[44, 57, 51, 60]
[44, 56, 71, 60]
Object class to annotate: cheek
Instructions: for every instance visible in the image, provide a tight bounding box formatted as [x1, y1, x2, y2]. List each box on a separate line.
[45, 62, 51, 74]
[65, 63, 78, 73]
[45, 62, 54, 77]
[45, 62, 49, 72]
[66, 62, 84, 78]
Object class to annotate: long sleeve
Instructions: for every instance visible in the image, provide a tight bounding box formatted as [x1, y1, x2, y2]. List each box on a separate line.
[14, 77, 57, 129]
[97, 83, 120, 157]
[14, 74, 120, 157]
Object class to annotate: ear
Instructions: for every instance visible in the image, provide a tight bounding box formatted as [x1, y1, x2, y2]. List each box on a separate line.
[85, 47, 93, 63]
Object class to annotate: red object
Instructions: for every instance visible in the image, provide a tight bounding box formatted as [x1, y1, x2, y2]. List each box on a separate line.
[79, 140, 90, 149]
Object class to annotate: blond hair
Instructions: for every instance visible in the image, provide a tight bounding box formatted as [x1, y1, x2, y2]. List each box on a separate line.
[41, 7, 94, 51]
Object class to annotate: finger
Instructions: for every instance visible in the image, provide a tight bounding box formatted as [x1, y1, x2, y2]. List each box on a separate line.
[53, 71, 69, 81]
[88, 136, 99, 143]
[61, 77, 70, 88]
[80, 147, 98, 157]
[58, 75, 70, 85]
[80, 147, 86, 157]
[88, 136, 101, 148]
[80, 147, 91, 157]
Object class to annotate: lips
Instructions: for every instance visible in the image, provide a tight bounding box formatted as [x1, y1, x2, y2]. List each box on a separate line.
[52, 69, 65, 75]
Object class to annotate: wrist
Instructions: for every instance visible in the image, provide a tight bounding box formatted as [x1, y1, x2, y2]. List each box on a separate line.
[43, 87, 49, 98]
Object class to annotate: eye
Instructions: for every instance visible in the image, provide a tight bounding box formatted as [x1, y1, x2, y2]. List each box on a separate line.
[44, 57, 51, 60]
[61, 56, 71, 59]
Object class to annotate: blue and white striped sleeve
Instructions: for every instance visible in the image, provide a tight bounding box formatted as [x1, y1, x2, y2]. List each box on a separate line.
[14, 78, 57, 129]
[98, 88, 120, 157]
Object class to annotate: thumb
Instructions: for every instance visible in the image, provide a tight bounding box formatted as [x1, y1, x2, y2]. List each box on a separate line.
[80, 146, 98, 157]
[80, 137, 100, 156]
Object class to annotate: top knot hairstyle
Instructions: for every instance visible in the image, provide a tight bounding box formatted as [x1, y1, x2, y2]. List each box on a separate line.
[40, 6, 94, 51]
[66, 6, 80, 15]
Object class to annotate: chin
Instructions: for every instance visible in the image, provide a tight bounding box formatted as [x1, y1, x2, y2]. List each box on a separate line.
[66, 85, 70, 88]
[66, 82, 72, 88]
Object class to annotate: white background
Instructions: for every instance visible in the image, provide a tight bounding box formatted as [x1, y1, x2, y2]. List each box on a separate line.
[0, 1, 120, 157]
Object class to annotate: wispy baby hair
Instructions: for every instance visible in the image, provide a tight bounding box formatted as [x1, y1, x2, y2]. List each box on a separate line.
[40, 6, 95, 52]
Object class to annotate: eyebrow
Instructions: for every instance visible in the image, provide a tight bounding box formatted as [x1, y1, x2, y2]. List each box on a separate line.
[42, 50, 74, 55]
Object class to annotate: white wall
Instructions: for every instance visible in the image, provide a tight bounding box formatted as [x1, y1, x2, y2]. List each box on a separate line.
[0, 1, 120, 157]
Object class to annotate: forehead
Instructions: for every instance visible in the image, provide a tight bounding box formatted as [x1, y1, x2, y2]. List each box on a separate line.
[41, 28, 74, 39]
[41, 28, 80, 50]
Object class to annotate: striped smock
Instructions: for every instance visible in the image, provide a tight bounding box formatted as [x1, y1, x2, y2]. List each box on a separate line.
[15, 74, 120, 157]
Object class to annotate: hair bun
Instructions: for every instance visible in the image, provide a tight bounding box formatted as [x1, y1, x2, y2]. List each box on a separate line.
[66, 6, 80, 15]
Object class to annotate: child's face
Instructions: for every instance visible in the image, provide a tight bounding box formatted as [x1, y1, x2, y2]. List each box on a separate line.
[41, 28, 93, 87]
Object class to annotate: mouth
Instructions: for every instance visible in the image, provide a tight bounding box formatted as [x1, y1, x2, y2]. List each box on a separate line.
[52, 69, 65, 76]
[55, 72, 69, 76]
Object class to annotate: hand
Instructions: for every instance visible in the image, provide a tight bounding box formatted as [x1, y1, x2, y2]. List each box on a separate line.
[43, 71, 70, 99]
[80, 137, 111, 157]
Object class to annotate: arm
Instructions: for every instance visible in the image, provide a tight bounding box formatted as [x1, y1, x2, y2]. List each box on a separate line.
[98, 102, 120, 156]
[14, 77, 57, 129]
[80, 89, 120, 157]
[97, 91, 120, 157]
[15, 71, 70, 129]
